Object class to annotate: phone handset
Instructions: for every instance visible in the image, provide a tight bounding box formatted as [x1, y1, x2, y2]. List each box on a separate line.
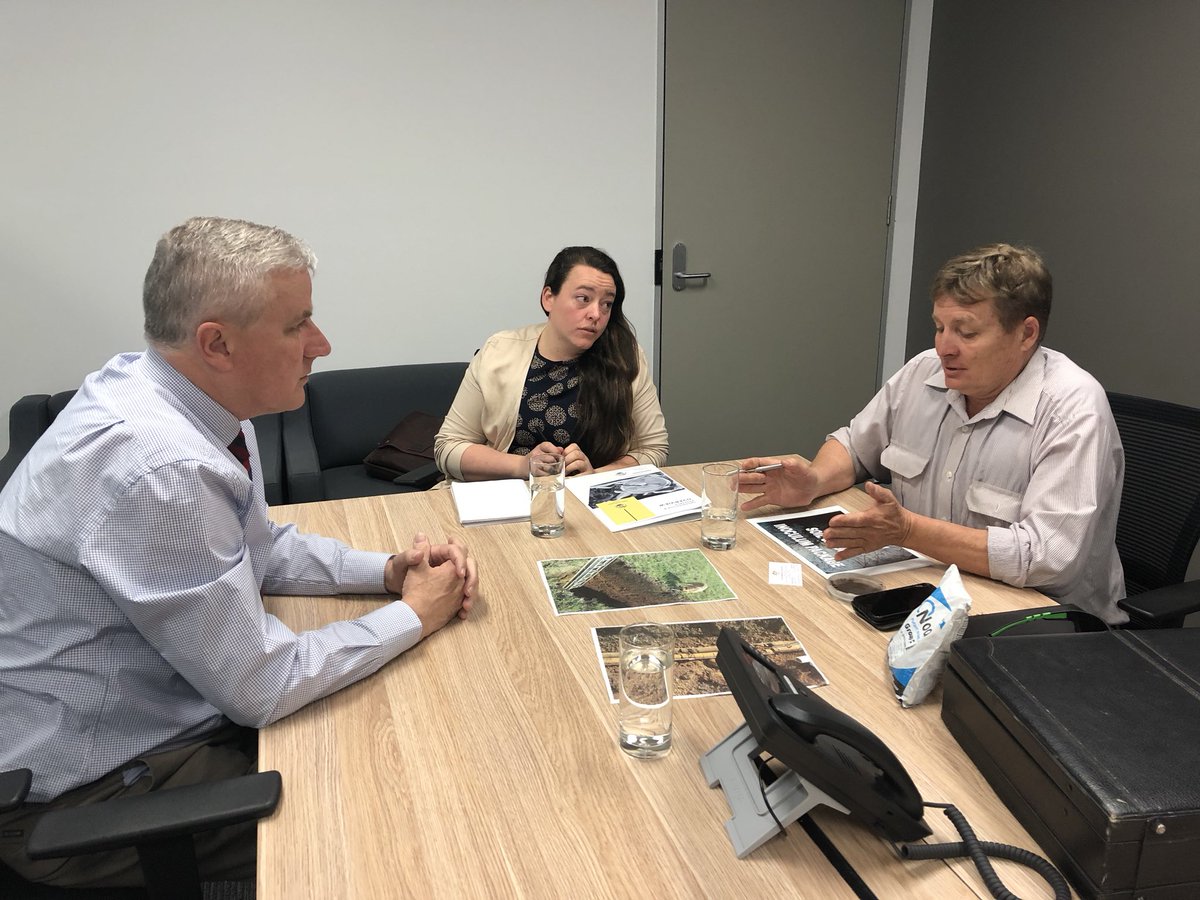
[770, 689, 924, 818]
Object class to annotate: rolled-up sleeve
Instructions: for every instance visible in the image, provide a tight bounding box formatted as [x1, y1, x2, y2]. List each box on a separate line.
[828, 370, 911, 484]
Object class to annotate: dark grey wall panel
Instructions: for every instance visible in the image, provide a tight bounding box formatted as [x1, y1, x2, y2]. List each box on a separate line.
[908, 0, 1200, 408]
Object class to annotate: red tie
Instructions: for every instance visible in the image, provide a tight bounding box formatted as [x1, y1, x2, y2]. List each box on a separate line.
[228, 429, 252, 477]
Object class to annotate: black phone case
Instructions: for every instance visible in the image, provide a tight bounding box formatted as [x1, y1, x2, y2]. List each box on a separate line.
[852, 604, 910, 630]
[851, 584, 935, 631]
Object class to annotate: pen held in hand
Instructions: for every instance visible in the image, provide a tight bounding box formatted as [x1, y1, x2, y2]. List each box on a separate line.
[750, 463, 783, 473]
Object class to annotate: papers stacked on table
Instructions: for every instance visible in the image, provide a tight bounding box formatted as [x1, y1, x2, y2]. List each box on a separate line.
[565, 465, 703, 532]
[449, 479, 530, 526]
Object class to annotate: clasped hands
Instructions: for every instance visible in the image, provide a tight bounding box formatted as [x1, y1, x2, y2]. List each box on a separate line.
[738, 457, 913, 560]
[527, 440, 594, 477]
[385, 533, 479, 637]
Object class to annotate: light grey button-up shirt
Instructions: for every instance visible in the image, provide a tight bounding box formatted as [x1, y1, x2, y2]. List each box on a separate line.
[830, 347, 1125, 622]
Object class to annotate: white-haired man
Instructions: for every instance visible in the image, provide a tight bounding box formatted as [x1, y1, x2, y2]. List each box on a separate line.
[0, 216, 478, 887]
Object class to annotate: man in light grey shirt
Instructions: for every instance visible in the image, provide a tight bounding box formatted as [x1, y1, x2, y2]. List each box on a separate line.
[740, 243, 1125, 622]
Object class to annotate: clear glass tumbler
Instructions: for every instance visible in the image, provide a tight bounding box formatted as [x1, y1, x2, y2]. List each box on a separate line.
[701, 462, 739, 550]
[618, 622, 674, 758]
[529, 454, 565, 538]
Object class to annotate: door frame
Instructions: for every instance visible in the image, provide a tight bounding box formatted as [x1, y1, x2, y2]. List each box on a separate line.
[652, 0, 935, 389]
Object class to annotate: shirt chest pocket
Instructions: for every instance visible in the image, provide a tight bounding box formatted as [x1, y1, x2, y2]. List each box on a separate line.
[880, 443, 929, 482]
[966, 482, 1022, 525]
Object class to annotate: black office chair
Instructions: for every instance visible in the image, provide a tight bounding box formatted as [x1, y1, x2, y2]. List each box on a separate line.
[0, 765, 280, 900]
[280, 362, 467, 503]
[0, 390, 287, 505]
[1107, 391, 1200, 597]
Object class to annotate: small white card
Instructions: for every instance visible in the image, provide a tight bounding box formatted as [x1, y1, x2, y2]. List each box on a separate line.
[768, 562, 805, 587]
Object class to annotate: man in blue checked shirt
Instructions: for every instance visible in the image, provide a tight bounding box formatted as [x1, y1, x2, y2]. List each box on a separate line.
[0, 216, 479, 888]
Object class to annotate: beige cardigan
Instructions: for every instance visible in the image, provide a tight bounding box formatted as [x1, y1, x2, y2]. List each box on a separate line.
[434, 323, 669, 481]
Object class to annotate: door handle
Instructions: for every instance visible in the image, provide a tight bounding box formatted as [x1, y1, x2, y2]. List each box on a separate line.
[671, 242, 711, 291]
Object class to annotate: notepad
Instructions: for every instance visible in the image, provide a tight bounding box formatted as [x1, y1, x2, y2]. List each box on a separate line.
[449, 479, 531, 526]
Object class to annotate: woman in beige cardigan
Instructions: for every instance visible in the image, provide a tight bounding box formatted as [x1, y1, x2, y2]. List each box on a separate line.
[435, 246, 668, 482]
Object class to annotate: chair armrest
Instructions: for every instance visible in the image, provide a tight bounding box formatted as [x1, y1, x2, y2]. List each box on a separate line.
[1117, 580, 1200, 629]
[0, 768, 31, 812]
[393, 461, 444, 490]
[26, 771, 281, 859]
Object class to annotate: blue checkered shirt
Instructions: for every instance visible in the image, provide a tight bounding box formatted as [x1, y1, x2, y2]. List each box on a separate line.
[0, 349, 421, 801]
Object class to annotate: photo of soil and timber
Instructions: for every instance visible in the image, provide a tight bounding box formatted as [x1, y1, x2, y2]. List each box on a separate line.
[593, 616, 828, 702]
[539, 549, 736, 615]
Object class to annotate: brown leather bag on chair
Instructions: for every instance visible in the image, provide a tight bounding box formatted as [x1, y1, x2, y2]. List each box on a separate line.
[362, 411, 443, 481]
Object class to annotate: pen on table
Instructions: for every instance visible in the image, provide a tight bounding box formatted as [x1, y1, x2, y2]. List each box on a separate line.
[750, 463, 783, 473]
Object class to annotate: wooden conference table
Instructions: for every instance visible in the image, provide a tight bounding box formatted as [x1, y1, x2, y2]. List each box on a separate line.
[258, 463, 1056, 899]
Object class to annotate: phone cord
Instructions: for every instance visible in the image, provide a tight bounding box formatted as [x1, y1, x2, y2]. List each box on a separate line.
[898, 802, 1070, 900]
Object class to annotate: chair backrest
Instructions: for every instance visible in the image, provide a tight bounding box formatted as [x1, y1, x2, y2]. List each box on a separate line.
[281, 362, 467, 502]
[1, 388, 285, 505]
[305, 363, 467, 466]
[1107, 391, 1200, 595]
[0, 390, 78, 490]
[250, 412, 286, 505]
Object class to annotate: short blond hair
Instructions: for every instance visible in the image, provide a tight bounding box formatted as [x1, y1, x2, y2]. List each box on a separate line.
[931, 243, 1051, 341]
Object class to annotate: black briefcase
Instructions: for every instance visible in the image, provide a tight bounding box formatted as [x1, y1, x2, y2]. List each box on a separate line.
[942, 629, 1200, 900]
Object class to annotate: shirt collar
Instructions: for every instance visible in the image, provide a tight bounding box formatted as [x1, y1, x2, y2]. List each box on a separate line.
[923, 347, 1046, 425]
[996, 349, 1045, 424]
[141, 347, 244, 446]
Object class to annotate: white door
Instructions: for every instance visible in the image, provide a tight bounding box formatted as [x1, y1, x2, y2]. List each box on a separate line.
[659, 0, 906, 464]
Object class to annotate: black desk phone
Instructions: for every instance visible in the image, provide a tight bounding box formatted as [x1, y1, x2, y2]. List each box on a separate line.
[708, 629, 1071, 898]
[714, 627, 930, 843]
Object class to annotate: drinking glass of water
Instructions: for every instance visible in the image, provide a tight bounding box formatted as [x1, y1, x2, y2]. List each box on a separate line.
[701, 462, 739, 550]
[618, 622, 674, 758]
[529, 453, 565, 538]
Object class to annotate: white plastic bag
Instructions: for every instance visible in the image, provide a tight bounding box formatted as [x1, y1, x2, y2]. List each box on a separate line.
[887, 565, 972, 707]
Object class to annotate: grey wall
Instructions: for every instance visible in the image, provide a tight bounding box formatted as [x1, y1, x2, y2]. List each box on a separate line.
[0, 0, 658, 458]
[910, 0, 1200, 579]
[908, 0, 1200, 412]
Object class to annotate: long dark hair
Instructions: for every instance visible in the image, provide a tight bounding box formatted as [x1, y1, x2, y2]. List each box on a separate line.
[541, 246, 639, 467]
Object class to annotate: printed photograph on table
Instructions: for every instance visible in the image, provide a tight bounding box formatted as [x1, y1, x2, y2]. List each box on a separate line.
[749, 506, 933, 579]
[538, 549, 736, 615]
[593, 616, 828, 702]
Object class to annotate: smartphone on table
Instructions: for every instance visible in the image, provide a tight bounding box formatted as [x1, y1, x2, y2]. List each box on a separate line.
[851, 582, 937, 631]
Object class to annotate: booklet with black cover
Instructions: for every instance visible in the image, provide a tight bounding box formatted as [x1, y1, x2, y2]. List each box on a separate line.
[749, 505, 933, 579]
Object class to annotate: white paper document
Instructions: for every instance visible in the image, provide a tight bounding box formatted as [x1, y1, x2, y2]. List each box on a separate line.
[449, 479, 530, 526]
